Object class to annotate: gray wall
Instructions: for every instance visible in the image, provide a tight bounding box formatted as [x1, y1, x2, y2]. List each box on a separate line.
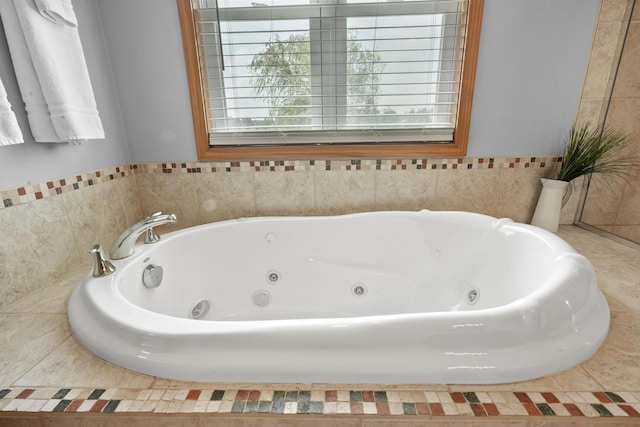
[99, 0, 600, 161]
[468, 0, 600, 157]
[0, 0, 600, 189]
[0, 0, 129, 189]
[96, 0, 197, 163]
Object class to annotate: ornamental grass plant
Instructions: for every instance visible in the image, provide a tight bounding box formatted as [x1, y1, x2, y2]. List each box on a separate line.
[556, 124, 635, 183]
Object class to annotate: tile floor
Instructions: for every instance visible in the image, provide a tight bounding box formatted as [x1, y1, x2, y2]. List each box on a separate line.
[1, 225, 639, 425]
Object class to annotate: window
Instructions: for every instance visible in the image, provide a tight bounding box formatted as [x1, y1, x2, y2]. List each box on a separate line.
[178, 0, 483, 160]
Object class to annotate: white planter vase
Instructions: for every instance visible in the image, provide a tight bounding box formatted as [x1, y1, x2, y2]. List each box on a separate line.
[531, 178, 569, 232]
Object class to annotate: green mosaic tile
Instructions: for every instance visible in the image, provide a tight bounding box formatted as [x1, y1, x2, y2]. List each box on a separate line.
[53, 400, 72, 412]
[536, 403, 556, 416]
[52, 389, 70, 399]
[463, 392, 480, 403]
[257, 401, 272, 413]
[606, 392, 626, 403]
[402, 402, 417, 415]
[87, 389, 105, 400]
[211, 390, 225, 401]
[374, 391, 388, 402]
[592, 403, 614, 417]
[103, 400, 120, 413]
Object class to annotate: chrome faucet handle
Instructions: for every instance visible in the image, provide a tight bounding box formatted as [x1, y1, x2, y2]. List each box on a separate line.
[144, 227, 161, 244]
[144, 212, 167, 243]
[89, 244, 116, 277]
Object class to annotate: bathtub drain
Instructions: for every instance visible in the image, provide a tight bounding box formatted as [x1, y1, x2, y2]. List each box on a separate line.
[190, 299, 209, 319]
[252, 290, 271, 307]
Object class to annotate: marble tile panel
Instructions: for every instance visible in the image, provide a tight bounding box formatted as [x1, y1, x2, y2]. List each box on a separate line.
[582, 344, 640, 390]
[194, 171, 256, 224]
[605, 100, 640, 142]
[254, 171, 315, 216]
[575, 99, 607, 129]
[373, 168, 437, 212]
[558, 225, 639, 260]
[115, 174, 145, 226]
[449, 365, 603, 393]
[0, 196, 82, 310]
[595, 262, 640, 312]
[314, 169, 375, 215]
[494, 168, 548, 223]
[580, 176, 626, 226]
[615, 180, 640, 226]
[612, 22, 640, 99]
[0, 314, 70, 386]
[602, 311, 640, 354]
[598, 0, 633, 24]
[61, 181, 130, 265]
[135, 173, 199, 230]
[3, 268, 88, 315]
[432, 168, 500, 216]
[13, 337, 155, 389]
[581, 21, 624, 100]
[606, 225, 640, 242]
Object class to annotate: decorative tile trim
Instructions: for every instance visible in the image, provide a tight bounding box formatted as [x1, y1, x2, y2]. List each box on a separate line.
[0, 156, 561, 211]
[137, 156, 560, 174]
[1, 388, 639, 418]
[1, 164, 134, 211]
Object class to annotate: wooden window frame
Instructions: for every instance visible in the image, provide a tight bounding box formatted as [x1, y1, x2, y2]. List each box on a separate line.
[177, 0, 484, 161]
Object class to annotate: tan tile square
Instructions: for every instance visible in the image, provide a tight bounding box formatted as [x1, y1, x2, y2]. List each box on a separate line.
[0, 314, 70, 386]
[12, 337, 155, 389]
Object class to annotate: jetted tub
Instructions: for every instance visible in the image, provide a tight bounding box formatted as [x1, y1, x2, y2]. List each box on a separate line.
[68, 210, 610, 384]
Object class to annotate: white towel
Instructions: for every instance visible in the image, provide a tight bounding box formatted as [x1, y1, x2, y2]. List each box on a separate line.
[34, 0, 77, 27]
[0, 75, 24, 146]
[0, 1, 59, 142]
[0, 0, 104, 143]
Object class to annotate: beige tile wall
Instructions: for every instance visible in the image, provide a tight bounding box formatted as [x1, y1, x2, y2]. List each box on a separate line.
[0, 174, 143, 311]
[579, 0, 640, 243]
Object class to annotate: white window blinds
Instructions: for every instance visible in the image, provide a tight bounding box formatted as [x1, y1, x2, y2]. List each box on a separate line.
[194, 0, 467, 146]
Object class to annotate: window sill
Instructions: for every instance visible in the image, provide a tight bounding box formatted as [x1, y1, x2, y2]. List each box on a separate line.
[196, 141, 467, 161]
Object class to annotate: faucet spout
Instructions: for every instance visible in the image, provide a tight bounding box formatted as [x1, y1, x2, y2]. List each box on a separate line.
[109, 212, 177, 260]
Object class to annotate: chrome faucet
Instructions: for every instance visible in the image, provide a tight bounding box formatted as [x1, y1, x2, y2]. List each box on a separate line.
[89, 244, 115, 277]
[109, 212, 177, 260]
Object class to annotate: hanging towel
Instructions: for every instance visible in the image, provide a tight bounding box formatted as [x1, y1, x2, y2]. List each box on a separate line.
[0, 1, 59, 142]
[0, 0, 104, 143]
[34, 0, 77, 27]
[0, 75, 24, 146]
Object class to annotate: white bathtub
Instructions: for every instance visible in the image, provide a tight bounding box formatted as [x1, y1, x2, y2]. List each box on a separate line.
[68, 210, 610, 384]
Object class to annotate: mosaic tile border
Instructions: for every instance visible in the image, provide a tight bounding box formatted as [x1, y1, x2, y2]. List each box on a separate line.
[1, 164, 133, 210]
[1, 388, 639, 418]
[0, 156, 561, 211]
[137, 155, 560, 174]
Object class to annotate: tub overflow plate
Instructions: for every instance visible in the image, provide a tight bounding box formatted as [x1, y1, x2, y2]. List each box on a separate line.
[467, 288, 480, 305]
[142, 264, 163, 289]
